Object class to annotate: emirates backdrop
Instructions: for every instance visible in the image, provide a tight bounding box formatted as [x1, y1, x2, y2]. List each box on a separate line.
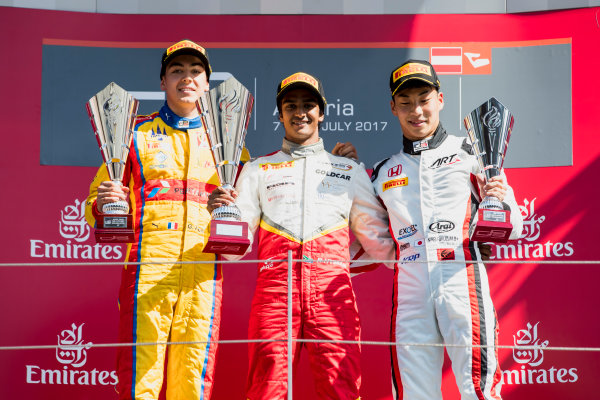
[0, 6, 599, 399]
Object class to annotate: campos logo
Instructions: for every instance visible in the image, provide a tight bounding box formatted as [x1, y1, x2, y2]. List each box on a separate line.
[502, 322, 578, 385]
[491, 198, 574, 260]
[29, 199, 123, 260]
[26, 323, 117, 386]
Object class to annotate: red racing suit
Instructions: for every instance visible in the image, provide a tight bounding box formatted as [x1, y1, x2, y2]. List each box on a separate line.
[85, 104, 245, 400]
[370, 125, 523, 400]
[229, 138, 394, 400]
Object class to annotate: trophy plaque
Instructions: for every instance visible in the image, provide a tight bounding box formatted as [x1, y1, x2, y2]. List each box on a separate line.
[86, 82, 139, 243]
[197, 77, 254, 255]
[464, 97, 514, 243]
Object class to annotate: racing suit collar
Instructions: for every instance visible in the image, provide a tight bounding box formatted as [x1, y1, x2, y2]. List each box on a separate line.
[159, 102, 203, 130]
[402, 123, 448, 155]
[281, 137, 325, 159]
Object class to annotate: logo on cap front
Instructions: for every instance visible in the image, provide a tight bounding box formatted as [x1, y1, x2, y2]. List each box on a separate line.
[393, 63, 432, 82]
[280, 73, 319, 92]
[166, 40, 206, 57]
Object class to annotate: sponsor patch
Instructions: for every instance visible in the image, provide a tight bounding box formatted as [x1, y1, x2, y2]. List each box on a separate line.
[437, 248, 455, 260]
[413, 140, 429, 152]
[429, 220, 455, 233]
[397, 224, 418, 240]
[387, 164, 402, 177]
[260, 161, 294, 170]
[429, 154, 461, 169]
[383, 177, 408, 191]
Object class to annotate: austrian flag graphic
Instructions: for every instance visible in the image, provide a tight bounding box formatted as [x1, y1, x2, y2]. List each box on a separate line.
[430, 47, 463, 74]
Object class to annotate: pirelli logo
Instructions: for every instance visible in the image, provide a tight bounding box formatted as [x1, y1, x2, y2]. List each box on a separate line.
[167, 40, 206, 56]
[260, 161, 294, 170]
[383, 178, 408, 191]
[393, 63, 432, 82]
[280, 73, 319, 91]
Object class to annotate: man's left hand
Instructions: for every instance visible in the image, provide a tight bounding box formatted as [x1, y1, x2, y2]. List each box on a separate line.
[477, 174, 507, 202]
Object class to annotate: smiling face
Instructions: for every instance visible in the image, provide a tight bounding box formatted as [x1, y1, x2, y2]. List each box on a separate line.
[390, 85, 444, 141]
[160, 54, 209, 118]
[279, 88, 324, 146]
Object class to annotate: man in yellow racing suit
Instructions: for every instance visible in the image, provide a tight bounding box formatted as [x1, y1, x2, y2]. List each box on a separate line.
[85, 39, 248, 400]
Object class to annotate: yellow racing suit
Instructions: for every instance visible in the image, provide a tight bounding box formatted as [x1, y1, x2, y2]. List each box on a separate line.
[85, 103, 247, 400]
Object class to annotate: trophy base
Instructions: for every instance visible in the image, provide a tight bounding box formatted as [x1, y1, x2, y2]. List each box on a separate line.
[204, 220, 250, 255]
[469, 209, 513, 243]
[95, 213, 135, 243]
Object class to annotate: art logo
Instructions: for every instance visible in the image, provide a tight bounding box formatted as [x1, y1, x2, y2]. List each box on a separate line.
[29, 199, 124, 260]
[491, 198, 574, 260]
[26, 323, 117, 386]
[502, 322, 578, 385]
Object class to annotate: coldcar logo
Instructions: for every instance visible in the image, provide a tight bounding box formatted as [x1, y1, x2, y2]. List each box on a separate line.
[429, 220, 455, 233]
[26, 323, 117, 386]
[502, 321, 578, 385]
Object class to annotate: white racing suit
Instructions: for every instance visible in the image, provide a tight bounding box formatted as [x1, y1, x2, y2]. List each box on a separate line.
[370, 125, 523, 400]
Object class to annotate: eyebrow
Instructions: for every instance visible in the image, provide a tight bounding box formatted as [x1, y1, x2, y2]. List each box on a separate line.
[167, 61, 205, 69]
[282, 96, 318, 104]
[397, 88, 432, 98]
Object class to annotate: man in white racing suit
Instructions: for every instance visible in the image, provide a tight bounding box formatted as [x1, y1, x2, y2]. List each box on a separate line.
[370, 59, 523, 400]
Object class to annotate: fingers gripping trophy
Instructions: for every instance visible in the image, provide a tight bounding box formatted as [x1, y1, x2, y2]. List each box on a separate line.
[197, 77, 254, 255]
[464, 97, 515, 243]
[86, 82, 139, 243]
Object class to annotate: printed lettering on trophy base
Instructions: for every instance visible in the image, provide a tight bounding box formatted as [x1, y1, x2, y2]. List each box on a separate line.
[204, 220, 250, 255]
[470, 208, 512, 243]
[95, 213, 135, 243]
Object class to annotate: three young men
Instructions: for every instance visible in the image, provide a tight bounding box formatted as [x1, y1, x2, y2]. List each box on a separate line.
[370, 60, 523, 399]
[85, 40, 239, 399]
[208, 72, 394, 399]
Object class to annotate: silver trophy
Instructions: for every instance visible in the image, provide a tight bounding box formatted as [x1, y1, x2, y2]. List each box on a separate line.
[86, 82, 139, 242]
[196, 77, 254, 254]
[463, 97, 514, 242]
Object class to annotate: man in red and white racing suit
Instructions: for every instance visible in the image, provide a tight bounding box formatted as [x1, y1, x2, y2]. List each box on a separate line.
[208, 72, 394, 400]
[371, 60, 523, 400]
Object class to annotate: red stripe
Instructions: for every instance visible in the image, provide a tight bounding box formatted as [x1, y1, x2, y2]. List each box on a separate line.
[389, 218, 403, 398]
[116, 264, 137, 397]
[433, 64, 462, 73]
[202, 265, 223, 399]
[431, 47, 462, 56]
[470, 173, 482, 202]
[490, 311, 503, 400]
[350, 263, 380, 274]
[462, 196, 485, 399]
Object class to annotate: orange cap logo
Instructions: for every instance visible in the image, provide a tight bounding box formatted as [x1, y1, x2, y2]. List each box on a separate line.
[280, 73, 319, 92]
[166, 40, 206, 57]
[393, 63, 432, 83]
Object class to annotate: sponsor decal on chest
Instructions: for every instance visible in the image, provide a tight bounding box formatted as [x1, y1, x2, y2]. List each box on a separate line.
[315, 169, 351, 180]
[383, 177, 408, 191]
[260, 161, 294, 170]
[429, 153, 461, 169]
[437, 248, 455, 260]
